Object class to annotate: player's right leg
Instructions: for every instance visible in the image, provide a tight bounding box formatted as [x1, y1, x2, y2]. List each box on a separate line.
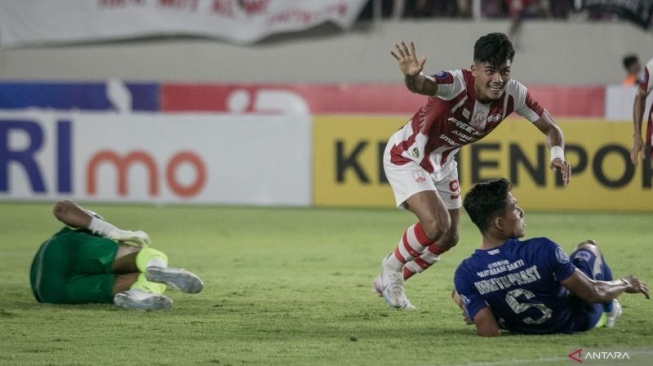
[571, 240, 621, 328]
[112, 245, 203, 310]
[134, 247, 204, 294]
[373, 243, 444, 295]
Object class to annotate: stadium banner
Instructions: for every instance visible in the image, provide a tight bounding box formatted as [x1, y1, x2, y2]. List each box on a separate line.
[0, 81, 604, 117]
[313, 116, 653, 211]
[604, 84, 652, 121]
[0, 112, 311, 206]
[162, 83, 605, 117]
[0, 81, 159, 112]
[0, 0, 368, 47]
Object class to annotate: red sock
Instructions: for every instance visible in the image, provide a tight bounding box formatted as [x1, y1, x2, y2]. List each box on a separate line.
[392, 222, 434, 264]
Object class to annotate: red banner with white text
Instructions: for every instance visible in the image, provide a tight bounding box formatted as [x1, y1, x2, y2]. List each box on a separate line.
[161, 83, 604, 117]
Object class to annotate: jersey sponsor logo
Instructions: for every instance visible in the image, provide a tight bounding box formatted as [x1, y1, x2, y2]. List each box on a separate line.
[487, 113, 502, 123]
[448, 179, 460, 200]
[439, 133, 461, 148]
[471, 111, 487, 130]
[412, 170, 426, 183]
[448, 117, 484, 137]
[434, 71, 448, 78]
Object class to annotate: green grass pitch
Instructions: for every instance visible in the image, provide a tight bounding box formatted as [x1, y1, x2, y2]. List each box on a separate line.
[1, 202, 652, 365]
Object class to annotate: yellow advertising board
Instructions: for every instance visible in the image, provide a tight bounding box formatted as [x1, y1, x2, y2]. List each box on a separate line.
[313, 116, 653, 212]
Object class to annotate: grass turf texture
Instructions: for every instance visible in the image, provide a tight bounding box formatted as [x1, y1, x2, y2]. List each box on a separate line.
[1, 203, 652, 366]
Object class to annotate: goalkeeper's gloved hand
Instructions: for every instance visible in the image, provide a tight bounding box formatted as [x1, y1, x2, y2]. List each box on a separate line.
[109, 229, 151, 247]
[89, 217, 151, 247]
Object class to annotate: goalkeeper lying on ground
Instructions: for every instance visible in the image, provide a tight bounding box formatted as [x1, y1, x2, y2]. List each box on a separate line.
[30, 200, 203, 310]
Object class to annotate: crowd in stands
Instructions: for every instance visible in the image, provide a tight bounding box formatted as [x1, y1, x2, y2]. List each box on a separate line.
[358, 0, 616, 21]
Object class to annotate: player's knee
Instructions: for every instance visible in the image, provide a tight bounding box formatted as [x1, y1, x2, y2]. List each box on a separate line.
[440, 232, 460, 249]
[576, 239, 598, 250]
[576, 239, 602, 256]
[52, 200, 74, 220]
[422, 216, 451, 240]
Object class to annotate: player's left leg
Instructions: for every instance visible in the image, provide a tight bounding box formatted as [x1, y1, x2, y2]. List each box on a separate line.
[399, 173, 462, 282]
[112, 272, 172, 311]
[57, 271, 170, 311]
[113, 244, 203, 293]
[403, 208, 460, 280]
[136, 247, 204, 294]
[376, 156, 441, 309]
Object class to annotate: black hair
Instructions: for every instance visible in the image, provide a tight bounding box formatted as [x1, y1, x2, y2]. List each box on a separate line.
[473, 33, 515, 67]
[463, 178, 512, 233]
[623, 54, 639, 70]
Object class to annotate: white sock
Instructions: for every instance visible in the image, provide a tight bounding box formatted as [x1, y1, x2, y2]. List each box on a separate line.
[146, 259, 167, 270]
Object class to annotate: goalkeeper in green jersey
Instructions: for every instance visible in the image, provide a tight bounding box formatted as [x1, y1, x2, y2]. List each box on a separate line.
[30, 200, 203, 310]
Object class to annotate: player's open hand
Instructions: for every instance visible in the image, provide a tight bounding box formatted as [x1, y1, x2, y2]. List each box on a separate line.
[390, 41, 426, 77]
[452, 290, 474, 325]
[550, 158, 571, 186]
[623, 275, 650, 299]
[630, 139, 644, 166]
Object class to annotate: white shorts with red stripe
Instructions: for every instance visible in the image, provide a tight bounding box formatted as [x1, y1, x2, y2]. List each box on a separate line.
[383, 152, 462, 210]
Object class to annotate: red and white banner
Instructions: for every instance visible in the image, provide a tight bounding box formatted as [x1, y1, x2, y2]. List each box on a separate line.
[0, 0, 368, 47]
[161, 83, 606, 117]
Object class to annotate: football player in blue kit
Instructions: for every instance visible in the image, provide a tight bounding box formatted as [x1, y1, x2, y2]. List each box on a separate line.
[453, 178, 649, 336]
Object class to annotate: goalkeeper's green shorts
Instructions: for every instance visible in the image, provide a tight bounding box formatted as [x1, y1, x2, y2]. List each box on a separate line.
[30, 227, 118, 304]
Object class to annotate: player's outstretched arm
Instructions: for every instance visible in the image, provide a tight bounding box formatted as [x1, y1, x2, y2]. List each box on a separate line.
[561, 269, 650, 303]
[390, 40, 437, 96]
[53, 200, 151, 247]
[532, 111, 571, 185]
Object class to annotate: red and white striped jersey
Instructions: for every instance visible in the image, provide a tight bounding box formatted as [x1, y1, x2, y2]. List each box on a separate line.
[638, 58, 653, 154]
[638, 58, 653, 96]
[388, 69, 544, 178]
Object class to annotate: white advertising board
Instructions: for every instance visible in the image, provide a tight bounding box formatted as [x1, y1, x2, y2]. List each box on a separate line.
[0, 112, 311, 205]
[605, 84, 652, 121]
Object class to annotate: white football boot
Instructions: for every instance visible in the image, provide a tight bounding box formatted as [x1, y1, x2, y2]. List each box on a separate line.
[145, 267, 204, 294]
[379, 256, 416, 310]
[113, 289, 173, 310]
